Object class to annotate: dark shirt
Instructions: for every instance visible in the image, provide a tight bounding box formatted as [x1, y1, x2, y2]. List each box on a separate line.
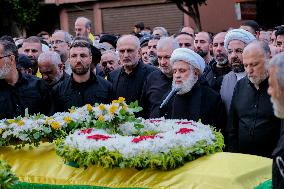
[49, 71, 70, 89]
[52, 72, 112, 112]
[108, 60, 156, 104]
[227, 77, 281, 157]
[0, 71, 52, 119]
[140, 70, 172, 118]
[161, 82, 226, 132]
[201, 61, 231, 92]
[273, 120, 284, 189]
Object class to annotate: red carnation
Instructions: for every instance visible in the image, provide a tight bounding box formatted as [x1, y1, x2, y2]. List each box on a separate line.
[176, 121, 192, 125]
[80, 128, 93, 134]
[176, 128, 194, 134]
[132, 135, 162, 143]
[87, 134, 112, 141]
[149, 119, 162, 123]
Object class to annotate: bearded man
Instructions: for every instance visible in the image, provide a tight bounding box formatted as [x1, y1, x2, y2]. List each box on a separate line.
[160, 48, 226, 132]
[227, 41, 281, 157]
[52, 40, 112, 112]
[220, 29, 256, 113]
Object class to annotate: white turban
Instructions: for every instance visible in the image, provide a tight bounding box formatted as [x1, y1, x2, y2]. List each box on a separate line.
[224, 29, 256, 50]
[170, 48, 205, 73]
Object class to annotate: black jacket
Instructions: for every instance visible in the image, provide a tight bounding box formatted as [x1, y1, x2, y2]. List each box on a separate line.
[272, 120, 284, 189]
[0, 71, 52, 119]
[160, 82, 226, 133]
[227, 77, 281, 157]
[52, 72, 112, 112]
[201, 61, 231, 92]
[108, 60, 157, 104]
[140, 70, 172, 118]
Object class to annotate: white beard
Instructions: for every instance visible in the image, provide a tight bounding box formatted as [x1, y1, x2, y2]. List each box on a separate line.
[271, 97, 284, 119]
[0, 61, 11, 79]
[172, 73, 198, 95]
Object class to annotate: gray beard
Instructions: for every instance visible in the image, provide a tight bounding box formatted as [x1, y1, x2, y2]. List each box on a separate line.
[271, 97, 284, 119]
[0, 61, 11, 79]
[172, 74, 198, 95]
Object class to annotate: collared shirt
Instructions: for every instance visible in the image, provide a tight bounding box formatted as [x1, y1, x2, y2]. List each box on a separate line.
[108, 60, 157, 104]
[0, 71, 52, 119]
[227, 76, 281, 157]
[52, 72, 112, 112]
[140, 70, 172, 118]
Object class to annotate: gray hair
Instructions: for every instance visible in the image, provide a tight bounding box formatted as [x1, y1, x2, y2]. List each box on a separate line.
[0, 40, 18, 60]
[153, 27, 168, 37]
[244, 40, 271, 59]
[76, 17, 92, 29]
[269, 52, 284, 88]
[53, 30, 73, 44]
[117, 35, 140, 49]
[157, 37, 179, 51]
[101, 50, 119, 62]
[38, 51, 61, 66]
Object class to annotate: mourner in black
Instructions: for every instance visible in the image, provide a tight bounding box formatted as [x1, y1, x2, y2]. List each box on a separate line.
[0, 40, 52, 119]
[160, 48, 226, 133]
[227, 41, 281, 158]
[267, 52, 284, 188]
[108, 35, 156, 104]
[140, 37, 179, 118]
[52, 40, 112, 112]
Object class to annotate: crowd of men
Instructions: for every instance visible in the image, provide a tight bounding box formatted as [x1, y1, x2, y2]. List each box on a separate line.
[1, 17, 284, 188]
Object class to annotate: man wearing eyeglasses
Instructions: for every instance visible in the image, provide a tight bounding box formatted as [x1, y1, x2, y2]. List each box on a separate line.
[50, 30, 72, 75]
[0, 39, 52, 119]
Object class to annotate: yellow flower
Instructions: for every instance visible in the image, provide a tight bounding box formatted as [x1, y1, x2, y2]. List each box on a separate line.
[45, 117, 52, 124]
[68, 109, 75, 113]
[109, 105, 118, 114]
[86, 104, 93, 112]
[118, 97, 125, 103]
[17, 120, 24, 126]
[51, 121, 61, 130]
[98, 104, 105, 111]
[64, 116, 72, 124]
[98, 115, 105, 122]
[112, 100, 119, 104]
[7, 119, 15, 124]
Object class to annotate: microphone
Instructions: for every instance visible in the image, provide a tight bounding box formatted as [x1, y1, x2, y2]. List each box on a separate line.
[159, 87, 181, 109]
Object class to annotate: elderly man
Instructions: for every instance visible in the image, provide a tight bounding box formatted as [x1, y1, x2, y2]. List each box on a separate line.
[140, 37, 179, 118]
[99, 50, 120, 79]
[201, 32, 231, 92]
[0, 40, 52, 119]
[220, 29, 256, 113]
[52, 40, 112, 112]
[268, 53, 284, 188]
[22, 36, 43, 76]
[38, 51, 68, 87]
[50, 30, 72, 75]
[152, 27, 168, 37]
[227, 41, 280, 157]
[108, 35, 156, 104]
[160, 48, 226, 132]
[75, 17, 95, 43]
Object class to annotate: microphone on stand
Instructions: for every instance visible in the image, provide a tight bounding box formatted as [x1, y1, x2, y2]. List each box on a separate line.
[159, 87, 181, 110]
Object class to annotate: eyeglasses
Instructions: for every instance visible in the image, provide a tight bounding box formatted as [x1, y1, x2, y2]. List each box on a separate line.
[0, 54, 12, 60]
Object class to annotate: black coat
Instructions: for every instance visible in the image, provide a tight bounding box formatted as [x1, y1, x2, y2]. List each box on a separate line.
[0, 71, 52, 119]
[227, 77, 281, 157]
[140, 70, 172, 118]
[108, 61, 156, 104]
[52, 72, 112, 112]
[160, 82, 226, 133]
[272, 120, 284, 189]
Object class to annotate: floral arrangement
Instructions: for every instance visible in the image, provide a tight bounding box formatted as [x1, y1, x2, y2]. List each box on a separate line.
[0, 97, 142, 149]
[0, 160, 18, 189]
[56, 118, 224, 170]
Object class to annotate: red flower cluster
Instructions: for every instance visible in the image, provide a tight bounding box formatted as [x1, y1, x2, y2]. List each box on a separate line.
[176, 121, 192, 125]
[80, 128, 93, 134]
[176, 128, 194, 134]
[132, 135, 162, 143]
[87, 134, 112, 141]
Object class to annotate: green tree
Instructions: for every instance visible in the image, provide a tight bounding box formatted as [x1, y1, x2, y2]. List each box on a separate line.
[170, 0, 207, 32]
[6, 0, 41, 37]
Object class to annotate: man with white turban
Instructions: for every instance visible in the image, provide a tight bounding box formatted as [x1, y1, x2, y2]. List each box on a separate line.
[220, 28, 256, 113]
[159, 48, 226, 132]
